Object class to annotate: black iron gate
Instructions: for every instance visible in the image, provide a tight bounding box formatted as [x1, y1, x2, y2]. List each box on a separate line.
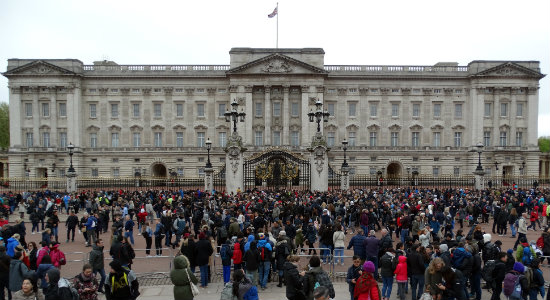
[213, 166, 226, 192]
[243, 150, 310, 191]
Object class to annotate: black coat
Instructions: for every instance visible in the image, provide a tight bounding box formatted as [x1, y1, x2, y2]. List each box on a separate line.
[275, 240, 291, 270]
[194, 239, 213, 266]
[284, 262, 305, 300]
[180, 239, 197, 267]
[244, 248, 260, 271]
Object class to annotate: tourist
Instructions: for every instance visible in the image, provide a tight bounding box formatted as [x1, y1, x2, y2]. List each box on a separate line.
[89, 239, 106, 294]
[65, 210, 79, 243]
[180, 233, 197, 273]
[275, 232, 292, 287]
[104, 260, 140, 300]
[220, 239, 233, 284]
[72, 264, 99, 300]
[346, 255, 362, 300]
[230, 269, 258, 300]
[170, 255, 198, 300]
[303, 256, 335, 300]
[12, 276, 44, 300]
[153, 218, 165, 256]
[490, 252, 508, 300]
[0, 245, 11, 300]
[379, 248, 397, 300]
[36, 255, 54, 289]
[332, 224, 345, 266]
[195, 231, 213, 288]
[424, 257, 445, 300]
[27, 242, 37, 270]
[347, 229, 367, 260]
[257, 232, 273, 290]
[141, 221, 153, 256]
[353, 261, 379, 300]
[9, 251, 35, 294]
[394, 255, 407, 300]
[123, 215, 135, 245]
[284, 255, 305, 300]
[49, 242, 66, 270]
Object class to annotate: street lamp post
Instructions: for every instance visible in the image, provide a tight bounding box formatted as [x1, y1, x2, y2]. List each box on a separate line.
[205, 138, 212, 168]
[224, 99, 246, 133]
[475, 142, 484, 172]
[307, 99, 330, 133]
[341, 139, 348, 168]
[67, 143, 75, 173]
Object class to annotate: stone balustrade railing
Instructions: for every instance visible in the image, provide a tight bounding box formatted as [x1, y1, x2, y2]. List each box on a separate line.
[324, 65, 469, 73]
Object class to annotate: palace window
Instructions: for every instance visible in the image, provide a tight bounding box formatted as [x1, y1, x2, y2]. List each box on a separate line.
[154, 132, 162, 147]
[176, 132, 184, 147]
[433, 132, 441, 147]
[273, 102, 281, 117]
[370, 103, 378, 117]
[516, 131, 523, 146]
[111, 133, 119, 147]
[176, 103, 184, 117]
[454, 103, 462, 118]
[133, 104, 140, 117]
[42, 132, 50, 147]
[111, 103, 119, 118]
[219, 103, 226, 117]
[291, 131, 300, 146]
[516, 103, 523, 117]
[255, 102, 263, 117]
[500, 103, 508, 117]
[42, 103, 49, 117]
[370, 132, 377, 147]
[483, 131, 491, 147]
[391, 132, 399, 147]
[59, 132, 67, 148]
[197, 103, 205, 117]
[219, 132, 227, 147]
[197, 132, 205, 147]
[348, 103, 356, 117]
[454, 132, 462, 147]
[291, 102, 299, 116]
[433, 103, 441, 118]
[89, 104, 97, 118]
[454, 167, 460, 176]
[327, 132, 335, 147]
[327, 103, 335, 116]
[391, 104, 399, 117]
[90, 133, 97, 148]
[25, 103, 33, 117]
[499, 131, 507, 146]
[412, 104, 420, 117]
[58, 103, 66, 117]
[133, 132, 141, 147]
[154, 103, 162, 117]
[348, 131, 356, 146]
[255, 131, 263, 146]
[272, 131, 281, 146]
[484, 103, 492, 117]
[91, 168, 98, 177]
[411, 132, 420, 147]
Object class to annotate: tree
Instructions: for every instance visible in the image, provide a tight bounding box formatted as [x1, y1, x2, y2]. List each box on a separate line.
[540, 136, 550, 153]
[0, 102, 8, 149]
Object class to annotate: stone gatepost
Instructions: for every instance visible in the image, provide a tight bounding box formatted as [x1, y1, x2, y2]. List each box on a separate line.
[341, 166, 350, 190]
[204, 167, 213, 192]
[309, 132, 329, 192]
[225, 133, 246, 194]
[474, 169, 485, 190]
[66, 171, 77, 193]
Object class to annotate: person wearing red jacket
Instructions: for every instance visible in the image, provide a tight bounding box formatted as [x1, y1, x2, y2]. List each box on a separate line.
[354, 261, 380, 300]
[137, 208, 148, 233]
[528, 207, 539, 231]
[232, 242, 243, 270]
[394, 255, 408, 300]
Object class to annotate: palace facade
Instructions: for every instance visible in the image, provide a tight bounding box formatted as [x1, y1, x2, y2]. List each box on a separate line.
[3, 48, 545, 180]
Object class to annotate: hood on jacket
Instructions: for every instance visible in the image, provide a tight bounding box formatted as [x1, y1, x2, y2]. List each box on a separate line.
[92, 245, 103, 252]
[257, 239, 272, 251]
[398, 255, 407, 264]
[174, 255, 189, 269]
[483, 234, 492, 243]
[234, 242, 241, 252]
[46, 268, 61, 284]
[247, 235, 255, 243]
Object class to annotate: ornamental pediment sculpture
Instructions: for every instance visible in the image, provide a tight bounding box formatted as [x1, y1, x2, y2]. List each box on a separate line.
[261, 59, 293, 73]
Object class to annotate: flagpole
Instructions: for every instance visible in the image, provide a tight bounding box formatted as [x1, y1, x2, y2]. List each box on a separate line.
[276, 2, 279, 48]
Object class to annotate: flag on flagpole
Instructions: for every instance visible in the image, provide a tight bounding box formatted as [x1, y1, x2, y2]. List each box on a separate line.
[268, 6, 278, 18]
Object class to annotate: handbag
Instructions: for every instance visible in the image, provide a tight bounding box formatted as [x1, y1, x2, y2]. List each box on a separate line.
[186, 269, 200, 297]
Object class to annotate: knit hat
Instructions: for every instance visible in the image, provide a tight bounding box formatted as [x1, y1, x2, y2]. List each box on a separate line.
[439, 244, 449, 252]
[513, 262, 525, 273]
[483, 234, 492, 243]
[109, 260, 124, 273]
[363, 261, 375, 273]
[258, 233, 265, 239]
[279, 231, 286, 236]
[507, 249, 514, 254]
[198, 232, 206, 240]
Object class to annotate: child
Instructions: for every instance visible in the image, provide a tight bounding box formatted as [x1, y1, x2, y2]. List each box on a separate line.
[394, 255, 408, 300]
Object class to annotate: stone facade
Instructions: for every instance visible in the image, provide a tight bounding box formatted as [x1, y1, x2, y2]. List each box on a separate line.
[3, 48, 545, 181]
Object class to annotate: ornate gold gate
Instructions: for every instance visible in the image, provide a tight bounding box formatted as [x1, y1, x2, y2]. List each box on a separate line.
[243, 149, 310, 190]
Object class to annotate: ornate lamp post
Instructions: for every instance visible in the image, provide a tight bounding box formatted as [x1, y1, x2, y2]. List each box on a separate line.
[205, 138, 212, 168]
[475, 142, 484, 172]
[67, 143, 75, 173]
[341, 139, 348, 168]
[224, 99, 246, 133]
[307, 99, 330, 133]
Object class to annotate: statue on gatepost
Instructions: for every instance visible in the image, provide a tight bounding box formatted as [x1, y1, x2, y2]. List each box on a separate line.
[308, 132, 329, 192]
[225, 133, 246, 194]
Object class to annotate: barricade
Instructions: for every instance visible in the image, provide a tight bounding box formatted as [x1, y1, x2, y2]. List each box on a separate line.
[101, 247, 176, 274]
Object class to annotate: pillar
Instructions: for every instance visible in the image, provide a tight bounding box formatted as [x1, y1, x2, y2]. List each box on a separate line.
[66, 171, 77, 193]
[282, 85, 290, 145]
[204, 167, 214, 192]
[310, 132, 328, 192]
[340, 167, 350, 190]
[264, 85, 271, 145]
[225, 133, 245, 194]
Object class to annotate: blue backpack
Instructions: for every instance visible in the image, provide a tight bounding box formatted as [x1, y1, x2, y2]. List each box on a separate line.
[220, 244, 230, 260]
[522, 247, 534, 265]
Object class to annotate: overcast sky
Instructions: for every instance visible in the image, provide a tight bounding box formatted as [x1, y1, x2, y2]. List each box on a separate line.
[1, 0, 548, 136]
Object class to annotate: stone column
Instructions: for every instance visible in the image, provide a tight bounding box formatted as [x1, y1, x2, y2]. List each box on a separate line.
[66, 171, 77, 193]
[301, 85, 310, 147]
[282, 85, 290, 145]
[474, 170, 485, 190]
[340, 166, 350, 190]
[309, 132, 328, 192]
[244, 85, 253, 146]
[31, 86, 39, 147]
[49, 86, 58, 147]
[527, 87, 539, 147]
[9, 86, 22, 147]
[204, 166, 214, 192]
[225, 133, 245, 194]
[264, 86, 271, 145]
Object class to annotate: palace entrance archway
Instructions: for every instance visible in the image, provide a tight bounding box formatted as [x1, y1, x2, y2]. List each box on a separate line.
[243, 150, 310, 190]
[151, 163, 167, 177]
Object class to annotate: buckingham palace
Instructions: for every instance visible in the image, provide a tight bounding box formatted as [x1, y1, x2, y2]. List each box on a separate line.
[2, 47, 545, 185]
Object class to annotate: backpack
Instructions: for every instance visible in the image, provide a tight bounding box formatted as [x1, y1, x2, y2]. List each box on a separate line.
[259, 245, 271, 261]
[59, 277, 79, 300]
[220, 244, 229, 260]
[537, 236, 544, 249]
[503, 273, 523, 299]
[481, 260, 496, 287]
[220, 282, 238, 300]
[524, 267, 535, 289]
[219, 226, 228, 238]
[522, 247, 534, 265]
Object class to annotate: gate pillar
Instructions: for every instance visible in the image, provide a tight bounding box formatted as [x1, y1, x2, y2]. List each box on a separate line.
[204, 167, 214, 192]
[474, 169, 485, 190]
[225, 133, 245, 194]
[341, 166, 350, 190]
[309, 132, 329, 192]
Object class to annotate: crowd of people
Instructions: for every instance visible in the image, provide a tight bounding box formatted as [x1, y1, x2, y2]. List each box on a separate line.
[0, 185, 549, 300]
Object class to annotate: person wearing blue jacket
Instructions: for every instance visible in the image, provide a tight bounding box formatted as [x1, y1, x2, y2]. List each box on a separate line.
[244, 234, 255, 252]
[347, 229, 367, 260]
[256, 233, 272, 290]
[6, 234, 20, 257]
